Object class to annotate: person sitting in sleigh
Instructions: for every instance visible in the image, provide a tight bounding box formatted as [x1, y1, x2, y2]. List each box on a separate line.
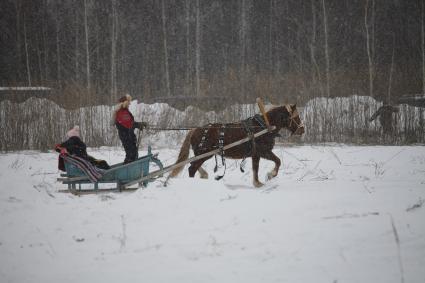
[55, 125, 110, 172]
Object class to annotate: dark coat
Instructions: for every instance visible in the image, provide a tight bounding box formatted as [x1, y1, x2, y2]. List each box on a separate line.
[55, 136, 110, 171]
[115, 122, 138, 163]
[59, 136, 88, 159]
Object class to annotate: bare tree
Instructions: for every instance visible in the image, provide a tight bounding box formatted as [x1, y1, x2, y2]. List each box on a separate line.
[387, 33, 395, 102]
[74, 2, 80, 83]
[161, 0, 171, 97]
[42, 0, 48, 82]
[321, 0, 330, 98]
[195, 0, 201, 96]
[268, 0, 274, 72]
[421, 0, 424, 136]
[55, 2, 61, 86]
[364, 0, 375, 98]
[185, 0, 191, 92]
[111, 0, 118, 98]
[239, 0, 249, 99]
[84, 0, 91, 90]
[421, 1, 425, 96]
[23, 10, 31, 86]
[14, 0, 22, 82]
[310, 0, 323, 97]
[36, 34, 43, 83]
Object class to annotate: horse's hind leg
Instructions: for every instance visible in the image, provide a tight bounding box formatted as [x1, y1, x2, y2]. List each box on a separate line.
[261, 150, 281, 180]
[252, 155, 264, 187]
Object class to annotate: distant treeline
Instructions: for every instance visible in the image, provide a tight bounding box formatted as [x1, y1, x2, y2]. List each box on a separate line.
[1, 0, 424, 109]
[0, 96, 424, 151]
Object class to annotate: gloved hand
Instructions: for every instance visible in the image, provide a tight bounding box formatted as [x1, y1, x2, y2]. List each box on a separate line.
[135, 121, 148, 130]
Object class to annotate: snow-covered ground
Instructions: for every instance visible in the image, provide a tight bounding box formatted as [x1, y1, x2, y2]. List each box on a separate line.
[0, 145, 424, 283]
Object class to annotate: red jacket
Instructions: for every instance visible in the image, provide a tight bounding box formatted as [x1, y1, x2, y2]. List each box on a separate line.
[115, 108, 134, 129]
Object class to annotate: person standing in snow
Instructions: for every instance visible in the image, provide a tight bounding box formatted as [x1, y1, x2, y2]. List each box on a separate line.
[369, 103, 399, 142]
[112, 94, 147, 163]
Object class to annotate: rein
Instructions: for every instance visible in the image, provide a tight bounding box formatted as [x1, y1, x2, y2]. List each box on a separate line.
[147, 125, 265, 131]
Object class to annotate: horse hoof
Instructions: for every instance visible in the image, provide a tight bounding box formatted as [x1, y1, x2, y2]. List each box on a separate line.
[267, 172, 274, 180]
[254, 181, 264, 188]
[267, 170, 278, 180]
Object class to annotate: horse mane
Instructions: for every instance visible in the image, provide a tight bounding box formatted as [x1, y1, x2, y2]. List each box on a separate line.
[266, 104, 291, 116]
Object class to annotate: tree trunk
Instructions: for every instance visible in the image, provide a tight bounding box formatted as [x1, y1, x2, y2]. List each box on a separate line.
[195, 0, 201, 97]
[23, 11, 31, 86]
[161, 0, 171, 97]
[84, 0, 91, 90]
[15, 0, 22, 82]
[364, 0, 374, 98]
[387, 33, 395, 103]
[268, 0, 274, 73]
[37, 34, 43, 83]
[310, 0, 323, 97]
[421, 1, 425, 96]
[75, 3, 79, 83]
[185, 0, 191, 92]
[111, 0, 117, 99]
[240, 0, 247, 100]
[321, 0, 330, 98]
[42, 0, 48, 83]
[55, 2, 61, 86]
[421, 0, 424, 140]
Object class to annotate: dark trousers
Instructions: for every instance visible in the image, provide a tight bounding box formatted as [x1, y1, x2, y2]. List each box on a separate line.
[117, 125, 138, 163]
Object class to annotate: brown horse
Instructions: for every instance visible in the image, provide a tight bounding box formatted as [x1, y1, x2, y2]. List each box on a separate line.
[169, 104, 305, 187]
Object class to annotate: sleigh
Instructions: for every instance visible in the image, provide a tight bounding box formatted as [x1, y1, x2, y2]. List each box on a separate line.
[58, 126, 275, 194]
[57, 146, 164, 194]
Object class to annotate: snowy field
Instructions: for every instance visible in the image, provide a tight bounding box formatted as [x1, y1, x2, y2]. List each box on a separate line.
[0, 145, 424, 283]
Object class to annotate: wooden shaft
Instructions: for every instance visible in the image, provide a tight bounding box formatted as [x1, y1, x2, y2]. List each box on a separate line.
[256, 97, 271, 127]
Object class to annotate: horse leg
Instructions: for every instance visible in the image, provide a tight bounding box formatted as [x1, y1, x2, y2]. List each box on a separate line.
[252, 155, 264, 187]
[261, 150, 281, 180]
[188, 157, 210, 178]
[197, 166, 209, 179]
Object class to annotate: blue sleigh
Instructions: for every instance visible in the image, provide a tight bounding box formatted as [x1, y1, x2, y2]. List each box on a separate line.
[58, 146, 164, 193]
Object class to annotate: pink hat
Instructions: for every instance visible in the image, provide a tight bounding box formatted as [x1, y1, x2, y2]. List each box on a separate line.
[67, 125, 80, 138]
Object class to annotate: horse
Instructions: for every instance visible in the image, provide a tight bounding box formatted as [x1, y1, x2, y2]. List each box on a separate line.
[168, 104, 305, 187]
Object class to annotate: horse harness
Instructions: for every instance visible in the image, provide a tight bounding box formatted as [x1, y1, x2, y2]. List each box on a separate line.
[197, 124, 227, 180]
[196, 114, 269, 178]
[195, 105, 302, 179]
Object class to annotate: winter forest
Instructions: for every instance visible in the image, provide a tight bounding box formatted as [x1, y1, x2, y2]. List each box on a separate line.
[1, 0, 425, 149]
[2, 0, 425, 103]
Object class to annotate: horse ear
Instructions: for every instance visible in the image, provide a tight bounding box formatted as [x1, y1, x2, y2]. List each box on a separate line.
[291, 104, 297, 110]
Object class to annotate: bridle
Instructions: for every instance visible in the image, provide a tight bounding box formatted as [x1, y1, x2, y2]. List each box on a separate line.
[284, 105, 304, 134]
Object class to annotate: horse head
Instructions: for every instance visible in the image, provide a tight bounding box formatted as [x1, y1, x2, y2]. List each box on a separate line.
[267, 104, 305, 135]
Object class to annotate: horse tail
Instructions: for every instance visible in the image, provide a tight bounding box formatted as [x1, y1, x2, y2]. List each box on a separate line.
[168, 129, 194, 178]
